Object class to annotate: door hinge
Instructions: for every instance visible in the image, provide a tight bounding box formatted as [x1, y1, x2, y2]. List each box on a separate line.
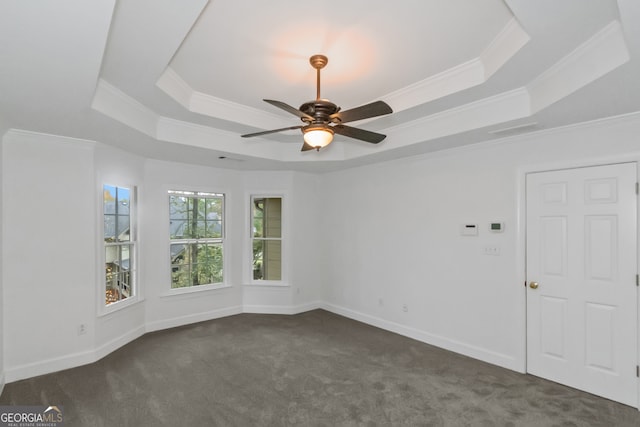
[636, 365, 639, 378]
[636, 182, 639, 195]
[636, 274, 639, 287]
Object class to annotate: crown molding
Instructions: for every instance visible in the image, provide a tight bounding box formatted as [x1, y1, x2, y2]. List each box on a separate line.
[89, 16, 632, 166]
[382, 18, 529, 114]
[156, 116, 295, 161]
[527, 20, 629, 113]
[480, 17, 530, 79]
[383, 58, 485, 114]
[157, 66, 292, 130]
[3, 128, 97, 149]
[157, 18, 530, 127]
[385, 87, 530, 146]
[92, 79, 159, 137]
[156, 66, 192, 107]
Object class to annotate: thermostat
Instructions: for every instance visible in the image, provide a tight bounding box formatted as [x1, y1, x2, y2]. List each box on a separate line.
[490, 222, 505, 233]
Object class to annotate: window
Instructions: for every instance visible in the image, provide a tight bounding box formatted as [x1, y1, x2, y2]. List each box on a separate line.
[169, 190, 224, 288]
[104, 185, 136, 305]
[251, 196, 282, 281]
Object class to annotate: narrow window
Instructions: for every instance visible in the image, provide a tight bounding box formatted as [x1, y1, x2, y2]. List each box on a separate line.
[169, 190, 224, 288]
[251, 196, 282, 281]
[104, 185, 136, 305]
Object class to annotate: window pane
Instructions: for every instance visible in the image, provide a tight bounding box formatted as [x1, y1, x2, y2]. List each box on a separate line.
[117, 214, 130, 241]
[253, 197, 281, 238]
[104, 214, 116, 242]
[251, 196, 282, 282]
[104, 185, 116, 214]
[105, 247, 120, 305]
[252, 240, 264, 279]
[170, 243, 223, 288]
[170, 243, 188, 265]
[104, 185, 132, 242]
[206, 220, 222, 238]
[264, 240, 281, 280]
[252, 240, 282, 281]
[169, 195, 190, 238]
[169, 196, 188, 219]
[171, 265, 191, 288]
[104, 185, 136, 306]
[105, 244, 133, 305]
[205, 197, 221, 215]
[168, 191, 224, 288]
[118, 187, 130, 213]
[253, 198, 264, 238]
[120, 245, 131, 272]
[191, 243, 223, 285]
[264, 198, 281, 238]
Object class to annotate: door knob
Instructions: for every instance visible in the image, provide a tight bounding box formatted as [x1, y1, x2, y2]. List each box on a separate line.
[529, 281, 539, 289]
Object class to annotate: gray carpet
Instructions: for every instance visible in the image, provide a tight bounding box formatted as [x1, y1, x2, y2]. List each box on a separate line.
[1, 310, 639, 426]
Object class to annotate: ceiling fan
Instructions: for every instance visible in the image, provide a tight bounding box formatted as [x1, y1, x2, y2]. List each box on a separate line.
[241, 54, 393, 152]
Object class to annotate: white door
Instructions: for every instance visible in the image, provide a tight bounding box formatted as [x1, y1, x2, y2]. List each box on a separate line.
[526, 162, 638, 407]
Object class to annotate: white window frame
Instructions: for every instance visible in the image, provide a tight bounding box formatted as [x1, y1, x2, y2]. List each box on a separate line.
[101, 184, 139, 314]
[247, 193, 287, 286]
[168, 189, 227, 294]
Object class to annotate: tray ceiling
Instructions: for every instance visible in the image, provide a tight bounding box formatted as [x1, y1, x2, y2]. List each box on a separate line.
[1, 0, 639, 171]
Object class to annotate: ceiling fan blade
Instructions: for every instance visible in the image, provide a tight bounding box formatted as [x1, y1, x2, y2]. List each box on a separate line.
[332, 124, 387, 144]
[241, 125, 303, 138]
[301, 142, 316, 152]
[264, 99, 313, 120]
[330, 100, 392, 124]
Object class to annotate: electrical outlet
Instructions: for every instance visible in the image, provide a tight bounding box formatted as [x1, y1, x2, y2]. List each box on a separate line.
[402, 304, 408, 313]
[378, 298, 384, 306]
[78, 323, 87, 336]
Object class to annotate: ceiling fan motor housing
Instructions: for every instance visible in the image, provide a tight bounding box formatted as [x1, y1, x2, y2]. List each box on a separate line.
[299, 99, 340, 124]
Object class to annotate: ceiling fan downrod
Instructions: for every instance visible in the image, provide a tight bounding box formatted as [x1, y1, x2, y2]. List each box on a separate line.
[309, 54, 328, 101]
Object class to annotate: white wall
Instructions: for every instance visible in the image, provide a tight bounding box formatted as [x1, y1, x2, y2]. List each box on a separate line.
[1, 134, 325, 383]
[2, 131, 97, 380]
[3, 111, 640, 385]
[141, 159, 245, 330]
[319, 112, 640, 372]
[241, 171, 323, 313]
[93, 144, 147, 359]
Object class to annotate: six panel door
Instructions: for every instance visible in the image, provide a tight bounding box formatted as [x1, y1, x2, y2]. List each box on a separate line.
[526, 163, 638, 406]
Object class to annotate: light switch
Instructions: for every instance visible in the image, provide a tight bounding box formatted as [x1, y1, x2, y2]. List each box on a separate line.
[484, 246, 501, 256]
[461, 224, 478, 236]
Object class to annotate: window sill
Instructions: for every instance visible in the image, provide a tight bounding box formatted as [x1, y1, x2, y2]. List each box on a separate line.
[244, 282, 290, 288]
[160, 283, 232, 298]
[99, 295, 144, 317]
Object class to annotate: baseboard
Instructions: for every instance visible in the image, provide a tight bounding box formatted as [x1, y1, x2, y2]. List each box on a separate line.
[7, 301, 491, 385]
[5, 347, 96, 383]
[321, 302, 520, 372]
[94, 325, 146, 362]
[145, 305, 243, 333]
[243, 301, 322, 315]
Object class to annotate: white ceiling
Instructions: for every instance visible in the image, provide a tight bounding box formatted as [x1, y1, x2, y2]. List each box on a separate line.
[1, 0, 639, 172]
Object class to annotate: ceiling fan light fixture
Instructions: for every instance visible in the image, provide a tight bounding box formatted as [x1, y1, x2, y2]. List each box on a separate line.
[241, 55, 392, 150]
[303, 125, 334, 149]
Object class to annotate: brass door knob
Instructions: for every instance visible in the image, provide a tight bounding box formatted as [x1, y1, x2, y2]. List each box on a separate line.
[529, 281, 539, 289]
